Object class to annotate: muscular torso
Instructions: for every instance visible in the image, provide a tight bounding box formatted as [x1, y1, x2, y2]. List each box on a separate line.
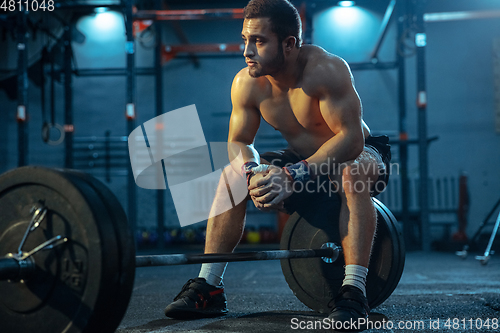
[250, 46, 370, 158]
[258, 86, 335, 158]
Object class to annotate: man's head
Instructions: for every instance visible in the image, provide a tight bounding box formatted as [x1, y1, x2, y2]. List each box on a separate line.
[244, 0, 302, 49]
[242, 0, 302, 78]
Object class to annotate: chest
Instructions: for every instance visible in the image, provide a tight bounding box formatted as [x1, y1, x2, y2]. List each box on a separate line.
[259, 89, 326, 134]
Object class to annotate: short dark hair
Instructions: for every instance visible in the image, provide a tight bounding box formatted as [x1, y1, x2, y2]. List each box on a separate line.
[244, 0, 302, 48]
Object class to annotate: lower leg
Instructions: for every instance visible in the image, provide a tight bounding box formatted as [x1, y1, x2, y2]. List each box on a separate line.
[200, 187, 249, 286]
[339, 190, 376, 267]
[204, 196, 248, 253]
[338, 166, 377, 296]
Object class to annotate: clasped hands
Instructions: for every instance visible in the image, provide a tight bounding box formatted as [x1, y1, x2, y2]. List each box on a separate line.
[247, 165, 293, 212]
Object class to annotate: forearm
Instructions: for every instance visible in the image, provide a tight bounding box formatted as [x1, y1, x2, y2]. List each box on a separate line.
[228, 141, 260, 174]
[305, 131, 364, 178]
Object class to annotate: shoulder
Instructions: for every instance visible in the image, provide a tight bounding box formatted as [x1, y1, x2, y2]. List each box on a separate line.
[300, 45, 354, 97]
[231, 68, 271, 105]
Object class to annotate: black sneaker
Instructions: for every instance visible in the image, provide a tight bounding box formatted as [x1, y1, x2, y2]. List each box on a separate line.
[328, 285, 370, 332]
[164, 278, 228, 319]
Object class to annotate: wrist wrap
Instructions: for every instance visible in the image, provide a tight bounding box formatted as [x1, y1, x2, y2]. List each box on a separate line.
[241, 161, 259, 186]
[283, 160, 311, 184]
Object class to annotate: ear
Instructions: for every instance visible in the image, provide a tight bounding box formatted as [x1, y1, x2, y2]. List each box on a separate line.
[283, 36, 297, 52]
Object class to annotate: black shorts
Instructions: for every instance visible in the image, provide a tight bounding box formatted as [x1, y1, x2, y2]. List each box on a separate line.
[260, 135, 391, 215]
[364, 135, 391, 196]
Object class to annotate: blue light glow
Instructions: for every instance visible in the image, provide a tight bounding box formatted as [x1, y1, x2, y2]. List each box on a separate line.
[94, 11, 121, 32]
[77, 10, 125, 42]
[94, 7, 109, 13]
[73, 10, 126, 68]
[330, 7, 361, 27]
[313, 6, 382, 62]
[338, 1, 356, 7]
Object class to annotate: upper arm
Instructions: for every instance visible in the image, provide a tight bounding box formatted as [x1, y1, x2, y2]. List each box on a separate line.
[310, 56, 363, 142]
[228, 70, 261, 145]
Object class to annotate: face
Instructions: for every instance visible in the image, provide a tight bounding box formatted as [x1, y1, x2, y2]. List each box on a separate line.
[241, 18, 285, 78]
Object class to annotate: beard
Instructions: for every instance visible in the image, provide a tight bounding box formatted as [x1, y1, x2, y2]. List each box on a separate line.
[248, 43, 285, 78]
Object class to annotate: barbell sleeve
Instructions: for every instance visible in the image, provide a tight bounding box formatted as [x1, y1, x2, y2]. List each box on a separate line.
[0, 257, 35, 281]
[0, 257, 21, 280]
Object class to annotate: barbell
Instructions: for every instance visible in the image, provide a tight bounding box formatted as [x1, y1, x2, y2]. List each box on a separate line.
[0, 166, 405, 333]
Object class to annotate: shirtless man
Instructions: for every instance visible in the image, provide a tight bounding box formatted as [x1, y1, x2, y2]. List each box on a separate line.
[164, 0, 391, 328]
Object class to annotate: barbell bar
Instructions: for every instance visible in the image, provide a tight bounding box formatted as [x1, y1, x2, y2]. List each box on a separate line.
[135, 245, 340, 267]
[0, 236, 340, 280]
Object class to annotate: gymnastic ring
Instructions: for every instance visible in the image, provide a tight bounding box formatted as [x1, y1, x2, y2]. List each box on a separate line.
[41, 122, 65, 146]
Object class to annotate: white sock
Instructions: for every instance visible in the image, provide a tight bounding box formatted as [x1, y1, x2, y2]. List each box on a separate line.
[199, 262, 227, 287]
[342, 264, 368, 296]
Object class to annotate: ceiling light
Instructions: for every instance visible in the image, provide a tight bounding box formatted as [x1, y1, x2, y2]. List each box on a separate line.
[338, 1, 356, 7]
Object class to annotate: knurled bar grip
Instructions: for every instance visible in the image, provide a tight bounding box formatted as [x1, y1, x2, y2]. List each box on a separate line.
[135, 247, 338, 267]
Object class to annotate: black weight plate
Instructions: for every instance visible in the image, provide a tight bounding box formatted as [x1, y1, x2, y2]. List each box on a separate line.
[367, 198, 405, 309]
[63, 170, 135, 331]
[0, 166, 119, 333]
[280, 197, 405, 313]
[54, 170, 133, 333]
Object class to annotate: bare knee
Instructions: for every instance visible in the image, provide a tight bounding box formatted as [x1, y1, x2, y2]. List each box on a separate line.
[342, 164, 371, 197]
[214, 165, 250, 203]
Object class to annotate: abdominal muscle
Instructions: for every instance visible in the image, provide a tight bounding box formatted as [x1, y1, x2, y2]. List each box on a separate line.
[276, 121, 371, 159]
[282, 130, 333, 159]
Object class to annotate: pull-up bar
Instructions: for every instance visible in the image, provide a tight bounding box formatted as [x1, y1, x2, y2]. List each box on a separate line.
[134, 8, 244, 21]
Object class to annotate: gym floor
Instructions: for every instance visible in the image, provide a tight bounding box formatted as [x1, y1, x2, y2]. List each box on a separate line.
[117, 250, 500, 333]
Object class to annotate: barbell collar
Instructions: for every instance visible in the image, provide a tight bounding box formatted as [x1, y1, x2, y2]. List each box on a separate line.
[0, 256, 35, 281]
[135, 247, 339, 267]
